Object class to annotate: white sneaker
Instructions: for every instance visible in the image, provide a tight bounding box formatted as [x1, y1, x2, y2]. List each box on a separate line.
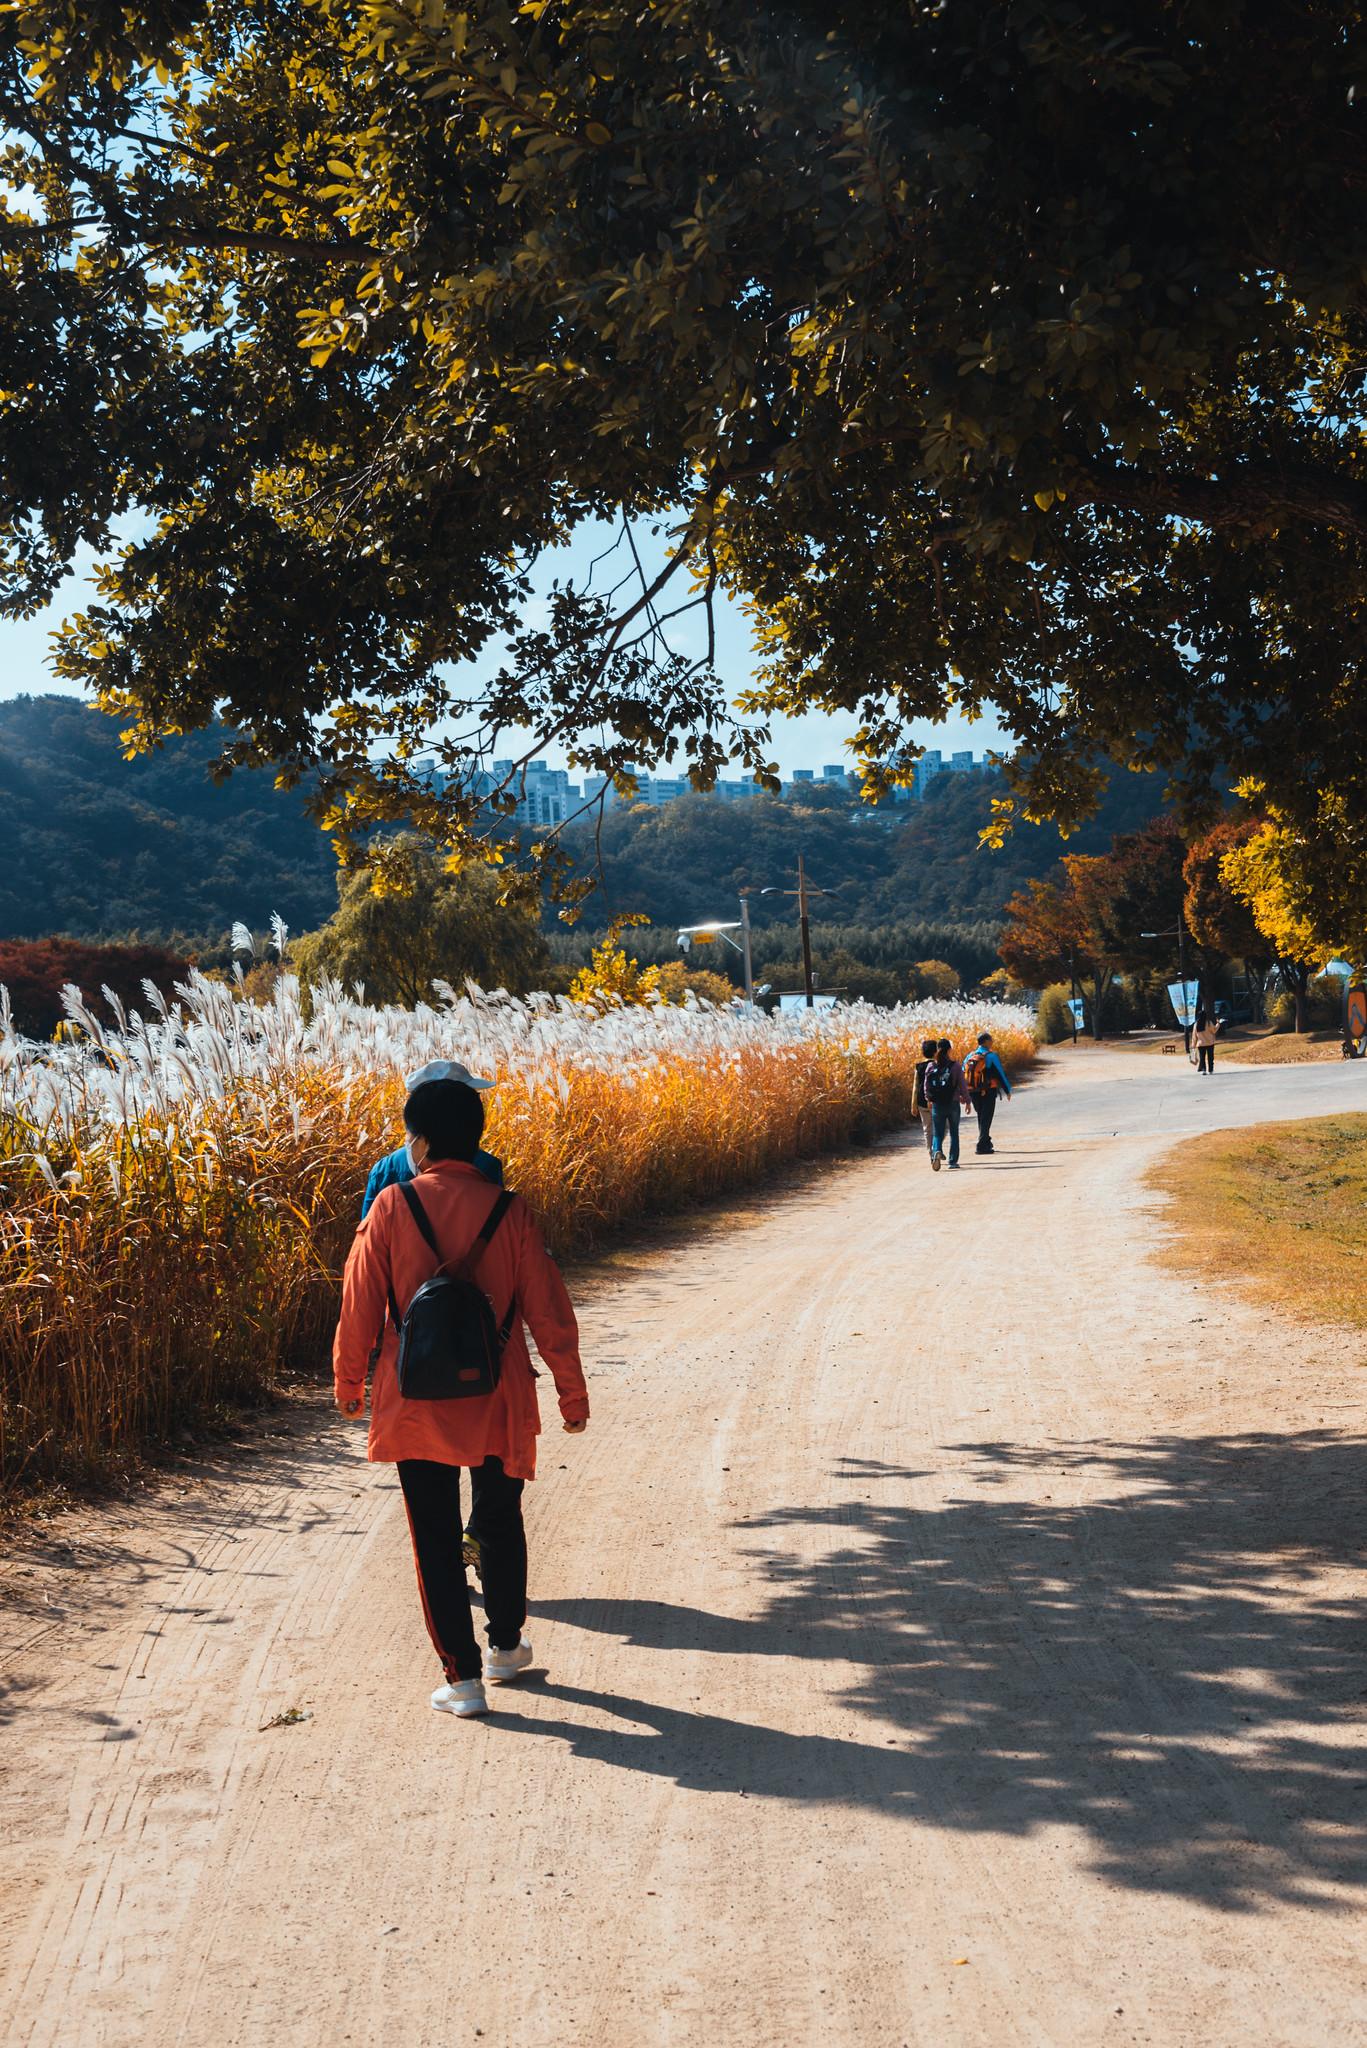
[431, 1678, 489, 1717]
[484, 1634, 534, 1683]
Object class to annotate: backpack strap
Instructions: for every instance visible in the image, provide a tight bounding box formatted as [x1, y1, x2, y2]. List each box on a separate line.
[394, 1182, 518, 1341]
[398, 1178, 443, 1262]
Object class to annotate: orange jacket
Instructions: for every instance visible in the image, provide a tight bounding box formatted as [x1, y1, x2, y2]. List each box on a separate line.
[332, 1158, 588, 1478]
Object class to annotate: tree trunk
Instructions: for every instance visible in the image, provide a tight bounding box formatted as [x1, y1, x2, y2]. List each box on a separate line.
[1089, 970, 1114, 1039]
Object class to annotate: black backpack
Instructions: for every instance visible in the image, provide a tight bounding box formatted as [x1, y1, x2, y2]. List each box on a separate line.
[389, 1182, 516, 1401]
[925, 1060, 958, 1106]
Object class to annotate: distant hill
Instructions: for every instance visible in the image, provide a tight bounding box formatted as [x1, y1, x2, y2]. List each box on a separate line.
[557, 763, 1170, 932]
[0, 694, 1171, 949]
[0, 695, 337, 944]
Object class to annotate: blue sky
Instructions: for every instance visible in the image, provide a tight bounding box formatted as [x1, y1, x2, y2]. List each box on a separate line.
[0, 521, 1004, 775]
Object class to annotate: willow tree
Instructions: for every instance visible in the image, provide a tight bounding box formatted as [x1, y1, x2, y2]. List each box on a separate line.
[3, 1, 1365, 903]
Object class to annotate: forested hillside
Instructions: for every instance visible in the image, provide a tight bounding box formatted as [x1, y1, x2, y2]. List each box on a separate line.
[0, 696, 337, 942]
[560, 765, 1169, 931]
[0, 695, 1169, 947]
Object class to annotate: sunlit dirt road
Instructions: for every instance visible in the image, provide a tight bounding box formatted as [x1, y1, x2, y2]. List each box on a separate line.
[3, 1048, 1367, 2047]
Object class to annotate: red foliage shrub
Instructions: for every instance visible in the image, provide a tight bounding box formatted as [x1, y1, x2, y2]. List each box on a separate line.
[0, 940, 190, 1040]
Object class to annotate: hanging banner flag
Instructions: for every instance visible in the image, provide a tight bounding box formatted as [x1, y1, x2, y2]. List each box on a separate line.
[1066, 998, 1085, 1027]
[1167, 979, 1200, 1027]
[1347, 986, 1367, 1042]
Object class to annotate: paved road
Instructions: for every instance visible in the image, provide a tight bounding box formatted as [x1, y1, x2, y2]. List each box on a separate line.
[2, 1048, 1366, 2047]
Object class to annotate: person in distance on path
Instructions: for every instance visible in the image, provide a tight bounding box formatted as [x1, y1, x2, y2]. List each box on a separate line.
[1192, 1007, 1219, 1075]
[912, 1038, 938, 1158]
[334, 1075, 589, 1720]
[925, 1037, 970, 1171]
[963, 1030, 1013, 1154]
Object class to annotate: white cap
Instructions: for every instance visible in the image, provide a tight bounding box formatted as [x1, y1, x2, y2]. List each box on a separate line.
[404, 1058, 495, 1093]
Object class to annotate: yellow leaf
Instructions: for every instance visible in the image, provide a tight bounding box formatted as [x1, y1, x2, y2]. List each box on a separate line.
[585, 121, 612, 146]
[1033, 489, 1055, 511]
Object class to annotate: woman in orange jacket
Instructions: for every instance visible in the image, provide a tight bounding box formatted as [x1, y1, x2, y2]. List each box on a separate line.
[333, 1075, 590, 1718]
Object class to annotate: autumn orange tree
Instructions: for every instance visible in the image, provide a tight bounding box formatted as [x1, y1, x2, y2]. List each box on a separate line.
[999, 874, 1102, 1033]
[1001, 818, 1189, 1036]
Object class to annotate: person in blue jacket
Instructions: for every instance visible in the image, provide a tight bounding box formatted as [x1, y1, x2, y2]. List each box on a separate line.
[963, 1031, 1013, 1156]
[361, 1058, 504, 1580]
[361, 1058, 504, 1218]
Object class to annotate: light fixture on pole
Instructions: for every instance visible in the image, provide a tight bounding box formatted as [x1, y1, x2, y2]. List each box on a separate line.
[677, 895, 755, 1003]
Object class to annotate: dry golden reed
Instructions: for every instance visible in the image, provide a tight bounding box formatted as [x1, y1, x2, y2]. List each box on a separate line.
[0, 976, 1034, 1495]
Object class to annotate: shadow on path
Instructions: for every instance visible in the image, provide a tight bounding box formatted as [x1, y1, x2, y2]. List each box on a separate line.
[535, 1432, 1367, 1915]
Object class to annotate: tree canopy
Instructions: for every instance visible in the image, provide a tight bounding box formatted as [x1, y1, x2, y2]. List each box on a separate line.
[1219, 823, 1326, 1031]
[290, 834, 548, 1001]
[1182, 818, 1271, 979]
[4, 2, 1365, 895]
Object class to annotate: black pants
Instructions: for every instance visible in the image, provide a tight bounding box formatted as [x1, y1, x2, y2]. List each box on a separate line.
[973, 1091, 997, 1149]
[397, 1457, 527, 1682]
[1198, 1044, 1214, 1073]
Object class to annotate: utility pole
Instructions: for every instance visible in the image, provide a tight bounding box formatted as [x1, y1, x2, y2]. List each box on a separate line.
[797, 852, 815, 1009]
[762, 854, 831, 1009]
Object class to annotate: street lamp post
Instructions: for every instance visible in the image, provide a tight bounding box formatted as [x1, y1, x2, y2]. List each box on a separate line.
[1142, 915, 1193, 1050]
[738, 890, 754, 1005]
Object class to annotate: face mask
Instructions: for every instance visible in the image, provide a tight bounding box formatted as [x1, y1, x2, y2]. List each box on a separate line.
[405, 1140, 424, 1174]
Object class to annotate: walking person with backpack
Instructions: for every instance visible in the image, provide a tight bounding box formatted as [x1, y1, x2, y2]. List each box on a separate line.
[925, 1037, 970, 1171]
[334, 1073, 589, 1719]
[963, 1030, 1014, 1155]
[912, 1037, 938, 1156]
[361, 1057, 505, 1586]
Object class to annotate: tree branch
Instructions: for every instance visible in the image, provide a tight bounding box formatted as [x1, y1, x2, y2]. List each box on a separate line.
[1074, 459, 1367, 542]
[141, 225, 380, 260]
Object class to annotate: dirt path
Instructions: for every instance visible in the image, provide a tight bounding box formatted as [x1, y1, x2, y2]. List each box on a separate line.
[4, 1049, 1367, 2048]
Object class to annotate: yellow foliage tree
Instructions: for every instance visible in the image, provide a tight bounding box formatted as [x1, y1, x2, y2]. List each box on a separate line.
[1220, 822, 1324, 1032]
[568, 917, 660, 1009]
[654, 961, 737, 1007]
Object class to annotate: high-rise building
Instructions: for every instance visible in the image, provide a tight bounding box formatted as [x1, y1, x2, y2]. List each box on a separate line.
[951, 749, 975, 773]
[912, 749, 944, 800]
[489, 757, 583, 828]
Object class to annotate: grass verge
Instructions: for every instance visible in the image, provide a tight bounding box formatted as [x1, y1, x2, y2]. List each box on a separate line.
[1214, 1029, 1346, 1066]
[1147, 1113, 1367, 1328]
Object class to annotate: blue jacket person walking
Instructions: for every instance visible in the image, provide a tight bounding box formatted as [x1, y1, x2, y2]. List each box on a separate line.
[362, 1058, 504, 1218]
[963, 1032, 1013, 1156]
